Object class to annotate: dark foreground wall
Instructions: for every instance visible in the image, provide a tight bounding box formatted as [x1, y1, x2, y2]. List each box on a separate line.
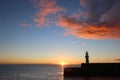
[64, 63, 120, 77]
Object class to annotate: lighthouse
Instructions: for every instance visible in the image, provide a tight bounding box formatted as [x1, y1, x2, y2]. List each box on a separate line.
[85, 51, 89, 64]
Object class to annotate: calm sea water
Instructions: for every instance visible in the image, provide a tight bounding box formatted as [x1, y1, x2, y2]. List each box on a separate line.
[0, 64, 120, 80]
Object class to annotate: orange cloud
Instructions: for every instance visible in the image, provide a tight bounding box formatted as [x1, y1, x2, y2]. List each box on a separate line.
[34, 0, 64, 26]
[32, 0, 120, 40]
[57, 15, 120, 40]
[115, 59, 120, 61]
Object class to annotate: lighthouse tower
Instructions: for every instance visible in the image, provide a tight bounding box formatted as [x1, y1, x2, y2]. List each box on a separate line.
[85, 51, 89, 64]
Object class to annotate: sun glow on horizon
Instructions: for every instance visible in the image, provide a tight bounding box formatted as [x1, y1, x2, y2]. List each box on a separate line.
[60, 62, 67, 66]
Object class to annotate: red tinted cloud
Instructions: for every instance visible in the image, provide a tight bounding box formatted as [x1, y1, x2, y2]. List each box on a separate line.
[32, 0, 120, 40]
[56, 0, 120, 40]
[34, 0, 64, 26]
[57, 15, 120, 40]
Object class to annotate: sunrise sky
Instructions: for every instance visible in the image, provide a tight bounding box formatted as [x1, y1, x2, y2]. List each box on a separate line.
[0, 0, 120, 64]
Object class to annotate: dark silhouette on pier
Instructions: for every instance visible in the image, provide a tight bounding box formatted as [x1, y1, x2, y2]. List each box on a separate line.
[85, 51, 89, 64]
[64, 51, 120, 77]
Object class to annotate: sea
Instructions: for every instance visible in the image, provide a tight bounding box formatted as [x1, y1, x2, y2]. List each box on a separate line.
[0, 64, 120, 80]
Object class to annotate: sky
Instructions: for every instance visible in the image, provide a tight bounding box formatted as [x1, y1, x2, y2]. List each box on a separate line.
[0, 0, 120, 64]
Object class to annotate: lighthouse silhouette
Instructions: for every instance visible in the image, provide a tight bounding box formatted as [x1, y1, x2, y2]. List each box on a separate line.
[85, 51, 89, 64]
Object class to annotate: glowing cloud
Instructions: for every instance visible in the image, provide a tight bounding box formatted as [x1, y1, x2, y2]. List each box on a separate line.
[56, 0, 120, 40]
[33, 0, 64, 26]
[32, 0, 120, 40]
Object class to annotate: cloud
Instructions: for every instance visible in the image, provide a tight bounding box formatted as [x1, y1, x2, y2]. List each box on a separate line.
[32, 0, 120, 40]
[80, 43, 87, 46]
[33, 0, 64, 26]
[53, 30, 58, 33]
[115, 59, 120, 61]
[57, 0, 120, 40]
[80, 0, 87, 6]
[20, 23, 29, 27]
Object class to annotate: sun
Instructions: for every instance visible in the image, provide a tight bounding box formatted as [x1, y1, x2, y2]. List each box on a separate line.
[60, 62, 67, 66]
